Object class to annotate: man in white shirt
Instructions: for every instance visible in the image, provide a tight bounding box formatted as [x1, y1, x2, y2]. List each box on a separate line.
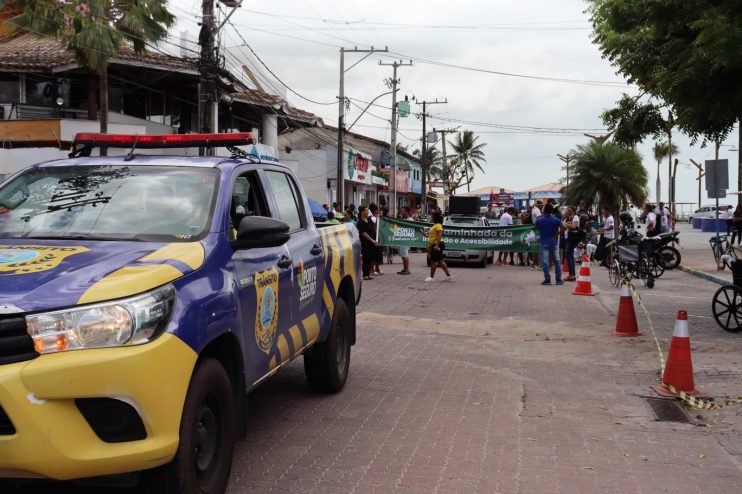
[599, 206, 615, 267]
[658, 201, 670, 233]
[497, 208, 513, 265]
[529, 202, 542, 269]
[644, 203, 658, 237]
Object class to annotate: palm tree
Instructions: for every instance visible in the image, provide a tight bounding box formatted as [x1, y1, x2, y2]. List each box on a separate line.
[413, 146, 442, 182]
[563, 141, 648, 213]
[9, 0, 174, 142]
[652, 141, 680, 203]
[450, 130, 487, 192]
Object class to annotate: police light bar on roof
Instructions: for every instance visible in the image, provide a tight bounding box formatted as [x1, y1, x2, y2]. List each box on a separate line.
[72, 132, 256, 149]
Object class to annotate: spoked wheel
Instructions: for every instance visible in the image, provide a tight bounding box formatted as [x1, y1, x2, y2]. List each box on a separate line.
[638, 258, 654, 289]
[723, 246, 742, 270]
[650, 253, 666, 278]
[660, 246, 681, 269]
[608, 259, 620, 287]
[712, 285, 742, 333]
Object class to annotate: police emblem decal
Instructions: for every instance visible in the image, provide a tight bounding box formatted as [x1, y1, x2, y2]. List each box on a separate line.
[254, 266, 280, 354]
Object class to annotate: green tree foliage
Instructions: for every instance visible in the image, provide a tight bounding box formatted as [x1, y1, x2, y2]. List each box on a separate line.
[450, 130, 487, 192]
[589, 0, 742, 144]
[412, 146, 441, 181]
[562, 141, 648, 212]
[652, 140, 679, 202]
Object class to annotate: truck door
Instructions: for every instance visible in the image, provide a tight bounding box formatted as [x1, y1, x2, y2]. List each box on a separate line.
[228, 170, 293, 382]
[264, 170, 323, 352]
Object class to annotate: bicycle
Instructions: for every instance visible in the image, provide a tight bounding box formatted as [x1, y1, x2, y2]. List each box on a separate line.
[709, 235, 742, 270]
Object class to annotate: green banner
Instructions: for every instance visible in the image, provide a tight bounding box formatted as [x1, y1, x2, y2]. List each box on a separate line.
[377, 217, 540, 252]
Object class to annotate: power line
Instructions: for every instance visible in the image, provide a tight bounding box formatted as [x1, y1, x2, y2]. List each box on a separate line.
[226, 20, 337, 106]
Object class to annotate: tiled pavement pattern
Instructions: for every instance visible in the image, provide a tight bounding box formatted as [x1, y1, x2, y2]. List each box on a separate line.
[10, 253, 742, 493]
[228, 254, 742, 493]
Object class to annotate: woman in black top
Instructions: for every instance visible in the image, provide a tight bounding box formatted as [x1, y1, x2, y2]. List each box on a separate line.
[356, 206, 377, 280]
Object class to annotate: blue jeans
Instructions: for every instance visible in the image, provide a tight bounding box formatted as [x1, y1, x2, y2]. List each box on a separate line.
[566, 240, 577, 276]
[540, 243, 561, 283]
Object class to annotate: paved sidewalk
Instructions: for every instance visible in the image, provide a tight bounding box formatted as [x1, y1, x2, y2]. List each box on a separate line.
[226, 255, 742, 493]
[676, 222, 734, 283]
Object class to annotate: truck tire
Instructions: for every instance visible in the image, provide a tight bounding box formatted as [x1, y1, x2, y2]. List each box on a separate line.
[141, 359, 235, 494]
[304, 298, 352, 393]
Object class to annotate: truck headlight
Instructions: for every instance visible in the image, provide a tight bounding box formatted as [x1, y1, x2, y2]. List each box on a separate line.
[26, 284, 176, 354]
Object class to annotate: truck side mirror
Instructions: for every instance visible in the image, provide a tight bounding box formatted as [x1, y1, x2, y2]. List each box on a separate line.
[231, 216, 290, 250]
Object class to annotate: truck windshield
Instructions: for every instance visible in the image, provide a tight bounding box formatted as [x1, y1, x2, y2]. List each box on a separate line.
[445, 217, 481, 226]
[0, 165, 219, 242]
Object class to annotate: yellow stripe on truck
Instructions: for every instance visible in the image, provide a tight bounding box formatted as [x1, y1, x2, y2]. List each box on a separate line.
[0, 333, 197, 480]
[77, 242, 205, 305]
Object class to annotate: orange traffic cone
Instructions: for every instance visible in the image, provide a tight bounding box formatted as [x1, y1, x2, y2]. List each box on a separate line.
[654, 310, 704, 397]
[572, 254, 595, 296]
[615, 283, 641, 336]
[561, 254, 569, 275]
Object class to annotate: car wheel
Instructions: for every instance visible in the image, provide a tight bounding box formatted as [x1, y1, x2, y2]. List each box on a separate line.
[304, 298, 352, 393]
[479, 255, 487, 268]
[142, 359, 236, 494]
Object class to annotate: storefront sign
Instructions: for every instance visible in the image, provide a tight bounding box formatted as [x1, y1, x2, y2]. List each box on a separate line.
[344, 147, 374, 185]
[377, 217, 539, 252]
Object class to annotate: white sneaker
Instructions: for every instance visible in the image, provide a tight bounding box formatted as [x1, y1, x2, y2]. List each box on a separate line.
[443, 275, 454, 282]
[424, 276, 435, 282]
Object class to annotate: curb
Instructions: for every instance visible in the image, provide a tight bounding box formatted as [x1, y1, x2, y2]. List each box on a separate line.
[678, 265, 731, 286]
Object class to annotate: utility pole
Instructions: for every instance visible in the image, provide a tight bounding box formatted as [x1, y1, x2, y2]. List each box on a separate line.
[379, 59, 412, 216]
[199, 0, 218, 155]
[689, 159, 704, 209]
[415, 99, 446, 217]
[336, 46, 388, 209]
[434, 127, 459, 210]
[557, 153, 574, 188]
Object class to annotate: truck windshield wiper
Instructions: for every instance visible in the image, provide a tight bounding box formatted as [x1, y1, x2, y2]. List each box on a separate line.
[19, 235, 144, 242]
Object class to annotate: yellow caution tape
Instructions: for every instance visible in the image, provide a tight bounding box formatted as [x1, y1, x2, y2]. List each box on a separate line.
[621, 276, 742, 411]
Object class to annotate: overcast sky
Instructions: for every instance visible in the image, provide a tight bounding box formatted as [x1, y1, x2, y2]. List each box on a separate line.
[172, 0, 739, 211]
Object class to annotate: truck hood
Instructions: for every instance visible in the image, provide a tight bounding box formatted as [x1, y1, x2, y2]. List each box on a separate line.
[0, 239, 205, 314]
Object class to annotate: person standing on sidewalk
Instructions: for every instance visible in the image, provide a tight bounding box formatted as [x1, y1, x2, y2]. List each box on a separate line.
[397, 206, 412, 275]
[356, 206, 377, 280]
[369, 203, 384, 275]
[598, 206, 615, 267]
[725, 205, 734, 236]
[529, 202, 543, 269]
[535, 203, 563, 285]
[563, 206, 581, 281]
[426, 211, 453, 282]
[497, 207, 513, 265]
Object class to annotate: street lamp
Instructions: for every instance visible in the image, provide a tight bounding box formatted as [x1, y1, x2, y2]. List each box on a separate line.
[557, 153, 573, 187]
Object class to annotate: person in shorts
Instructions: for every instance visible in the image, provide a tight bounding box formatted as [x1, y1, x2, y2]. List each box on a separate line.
[425, 211, 453, 282]
[397, 206, 412, 275]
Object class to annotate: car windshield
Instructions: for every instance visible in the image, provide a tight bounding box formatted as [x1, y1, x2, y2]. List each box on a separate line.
[445, 217, 481, 226]
[0, 165, 219, 242]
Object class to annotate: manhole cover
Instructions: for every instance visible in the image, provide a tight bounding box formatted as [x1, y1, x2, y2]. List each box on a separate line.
[644, 397, 690, 423]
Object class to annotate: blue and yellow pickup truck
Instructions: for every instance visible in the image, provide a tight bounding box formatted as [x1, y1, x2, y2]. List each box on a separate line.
[0, 133, 361, 492]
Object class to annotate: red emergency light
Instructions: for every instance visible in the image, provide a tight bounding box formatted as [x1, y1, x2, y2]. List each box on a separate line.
[72, 132, 256, 149]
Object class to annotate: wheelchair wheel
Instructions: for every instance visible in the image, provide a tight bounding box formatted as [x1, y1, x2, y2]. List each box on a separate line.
[650, 253, 666, 279]
[608, 259, 620, 287]
[712, 285, 742, 333]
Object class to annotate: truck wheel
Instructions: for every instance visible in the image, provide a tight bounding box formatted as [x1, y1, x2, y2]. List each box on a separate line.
[304, 298, 352, 393]
[142, 359, 235, 494]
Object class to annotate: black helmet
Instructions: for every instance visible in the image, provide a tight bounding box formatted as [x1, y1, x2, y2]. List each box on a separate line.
[619, 212, 634, 224]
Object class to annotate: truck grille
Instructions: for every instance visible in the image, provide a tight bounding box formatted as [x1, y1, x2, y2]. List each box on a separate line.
[0, 315, 37, 366]
[0, 405, 15, 435]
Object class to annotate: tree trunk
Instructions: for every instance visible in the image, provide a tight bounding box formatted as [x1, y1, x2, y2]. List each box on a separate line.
[87, 71, 97, 121]
[667, 130, 673, 207]
[738, 118, 742, 207]
[99, 67, 109, 156]
[656, 161, 661, 203]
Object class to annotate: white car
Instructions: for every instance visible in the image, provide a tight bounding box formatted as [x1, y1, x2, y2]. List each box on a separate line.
[426, 215, 494, 268]
[689, 204, 731, 222]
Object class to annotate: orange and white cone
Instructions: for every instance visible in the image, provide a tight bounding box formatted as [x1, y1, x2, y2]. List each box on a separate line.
[561, 254, 569, 275]
[615, 283, 641, 336]
[654, 310, 705, 397]
[572, 254, 595, 296]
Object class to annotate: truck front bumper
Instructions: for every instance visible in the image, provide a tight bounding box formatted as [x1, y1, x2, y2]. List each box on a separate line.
[0, 333, 196, 480]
